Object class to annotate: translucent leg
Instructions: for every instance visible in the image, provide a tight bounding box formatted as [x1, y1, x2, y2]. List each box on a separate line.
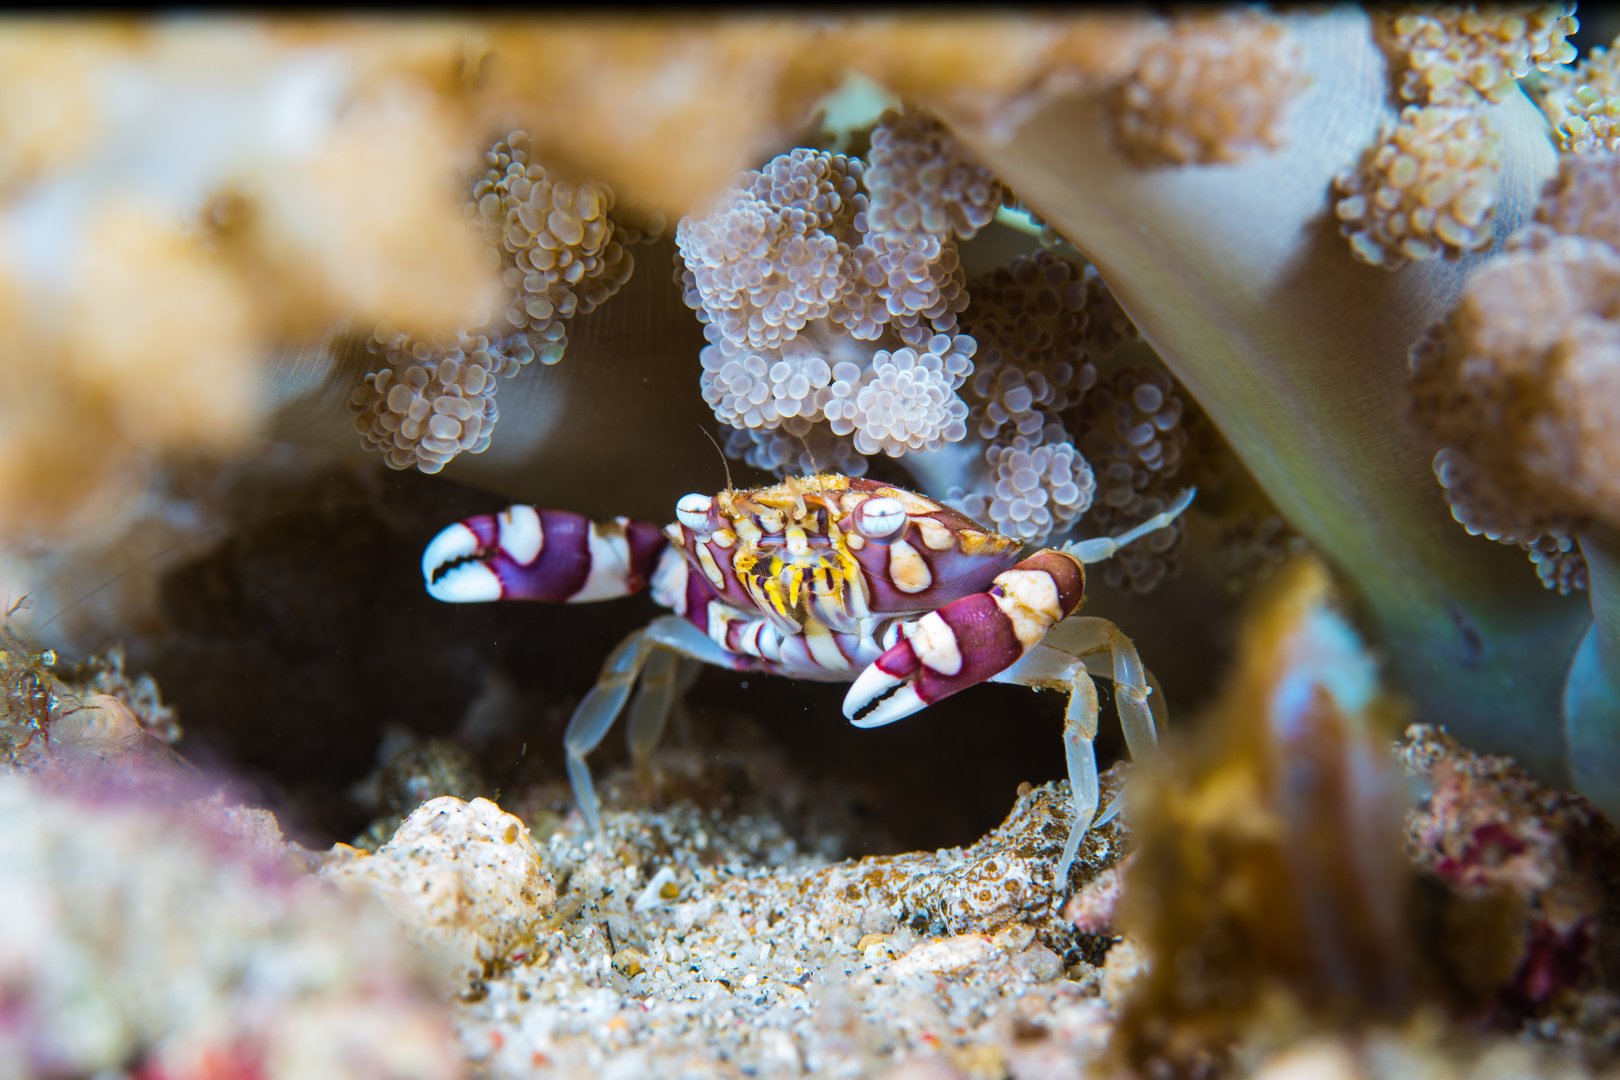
[996, 615, 1165, 884]
[1053, 616, 1160, 761]
[563, 615, 745, 835]
[1058, 668, 1102, 883]
[1108, 630, 1158, 761]
[1063, 488, 1195, 563]
[626, 647, 679, 772]
[564, 628, 650, 835]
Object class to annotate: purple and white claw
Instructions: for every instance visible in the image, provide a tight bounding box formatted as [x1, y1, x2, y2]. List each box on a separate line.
[843, 550, 1087, 727]
[423, 505, 667, 605]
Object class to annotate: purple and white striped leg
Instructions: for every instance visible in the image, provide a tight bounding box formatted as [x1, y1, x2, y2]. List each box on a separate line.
[422, 505, 668, 604]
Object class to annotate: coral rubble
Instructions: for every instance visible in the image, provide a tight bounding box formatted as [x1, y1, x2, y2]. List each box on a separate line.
[0, 769, 460, 1080]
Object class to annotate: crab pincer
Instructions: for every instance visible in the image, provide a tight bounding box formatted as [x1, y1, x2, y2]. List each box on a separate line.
[423, 505, 667, 605]
[846, 549, 1087, 727]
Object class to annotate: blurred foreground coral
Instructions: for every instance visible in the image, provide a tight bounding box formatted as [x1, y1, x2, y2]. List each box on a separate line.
[1109, 556, 1620, 1075]
[0, 12, 1193, 536]
[0, 22, 498, 532]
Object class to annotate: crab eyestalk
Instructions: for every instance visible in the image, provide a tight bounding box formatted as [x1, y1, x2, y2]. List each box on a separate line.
[935, 9, 1589, 784]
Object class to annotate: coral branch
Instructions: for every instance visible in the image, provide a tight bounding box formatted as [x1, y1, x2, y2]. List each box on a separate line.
[932, 9, 1588, 783]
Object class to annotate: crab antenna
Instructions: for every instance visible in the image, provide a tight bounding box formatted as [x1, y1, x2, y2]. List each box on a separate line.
[1064, 487, 1196, 565]
[699, 424, 735, 495]
[795, 431, 822, 483]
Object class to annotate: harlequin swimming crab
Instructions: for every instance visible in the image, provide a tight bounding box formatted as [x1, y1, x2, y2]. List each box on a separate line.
[422, 474, 1192, 879]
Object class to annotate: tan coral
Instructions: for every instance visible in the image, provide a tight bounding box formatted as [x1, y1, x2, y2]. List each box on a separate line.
[832, 14, 1167, 142]
[1109, 9, 1307, 167]
[0, 26, 498, 533]
[0, 24, 135, 190]
[483, 16, 1174, 223]
[1409, 235, 1620, 534]
[1535, 39, 1620, 154]
[1334, 104, 1503, 268]
[1511, 151, 1620, 253]
[1382, 4, 1578, 108]
[479, 20, 844, 223]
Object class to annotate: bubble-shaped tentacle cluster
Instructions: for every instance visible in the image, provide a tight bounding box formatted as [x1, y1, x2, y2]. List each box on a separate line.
[1333, 104, 1503, 269]
[1406, 152, 1620, 592]
[351, 131, 654, 473]
[942, 251, 1160, 547]
[1384, 4, 1577, 108]
[962, 252, 1103, 441]
[1336, 6, 1576, 270]
[351, 325, 531, 473]
[475, 131, 640, 363]
[1535, 35, 1620, 154]
[1076, 367, 1207, 594]
[722, 423, 870, 479]
[865, 106, 1003, 246]
[951, 430, 1097, 545]
[679, 112, 997, 473]
[1109, 8, 1306, 166]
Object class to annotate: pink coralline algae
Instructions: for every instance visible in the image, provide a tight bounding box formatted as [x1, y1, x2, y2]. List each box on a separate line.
[1399, 723, 1620, 1018]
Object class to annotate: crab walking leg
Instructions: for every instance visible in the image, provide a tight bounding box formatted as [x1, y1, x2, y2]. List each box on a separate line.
[995, 619, 1163, 879]
[565, 615, 749, 833]
[626, 647, 679, 773]
[422, 504, 668, 604]
[1042, 617, 1160, 761]
[992, 639, 1109, 880]
[1062, 488, 1195, 564]
[1062, 675, 1103, 881]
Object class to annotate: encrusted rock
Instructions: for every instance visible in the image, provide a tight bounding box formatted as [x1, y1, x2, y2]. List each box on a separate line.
[323, 795, 557, 983]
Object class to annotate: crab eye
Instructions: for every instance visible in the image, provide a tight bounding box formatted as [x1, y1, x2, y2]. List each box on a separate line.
[676, 493, 714, 532]
[852, 496, 909, 544]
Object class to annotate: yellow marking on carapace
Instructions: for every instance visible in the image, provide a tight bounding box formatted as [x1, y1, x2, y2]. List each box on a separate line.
[764, 556, 801, 614]
[957, 528, 1020, 558]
